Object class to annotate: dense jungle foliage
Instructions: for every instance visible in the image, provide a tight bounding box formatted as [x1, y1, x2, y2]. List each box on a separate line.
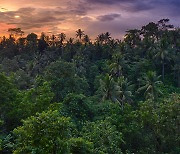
[0, 19, 180, 153]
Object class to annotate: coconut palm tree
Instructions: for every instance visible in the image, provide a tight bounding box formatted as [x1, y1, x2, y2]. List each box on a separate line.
[67, 38, 74, 45]
[83, 35, 90, 45]
[65, 38, 76, 59]
[172, 52, 180, 87]
[109, 39, 118, 50]
[50, 34, 56, 47]
[110, 53, 127, 77]
[58, 33, 66, 45]
[116, 76, 133, 109]
[99, 74, 118, 102]
[154, 38, 171, 82]
[104, 32, 111, 43]
[76, 29, 85, 41]
[96, 33, 105, 44]
[137, 71, 163, 100]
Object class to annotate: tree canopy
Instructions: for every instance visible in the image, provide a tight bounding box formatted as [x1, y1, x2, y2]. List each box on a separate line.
[0, 19, 179, 153]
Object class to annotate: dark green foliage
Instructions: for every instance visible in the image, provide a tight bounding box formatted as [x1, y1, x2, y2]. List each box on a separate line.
[44, 60, 89, 101]
[69, 138, 94, 154]
[0, 19, 179, 153]
[0, 73, 19, 130]
[62, 94, 93, 125]
[136, 93, 180, 153]
[16, 80, 54, 120]
[81, 119, 123, 154]
[137, 71, 163, 100]
[13, 110, 74, 153]
[0, 73, 17, 107]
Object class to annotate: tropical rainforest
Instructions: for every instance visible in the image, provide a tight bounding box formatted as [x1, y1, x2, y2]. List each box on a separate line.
[0, 19, 180, 154]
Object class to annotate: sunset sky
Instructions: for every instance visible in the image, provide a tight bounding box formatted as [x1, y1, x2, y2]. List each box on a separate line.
[0, 0, 179, 39]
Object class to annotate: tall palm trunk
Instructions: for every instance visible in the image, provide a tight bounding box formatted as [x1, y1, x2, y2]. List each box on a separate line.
[178, 69, 180, 87]
[162, 61, 165, 82]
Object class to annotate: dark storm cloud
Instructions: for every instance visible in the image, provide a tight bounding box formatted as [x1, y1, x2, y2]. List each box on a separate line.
[97, 13, 121, 22]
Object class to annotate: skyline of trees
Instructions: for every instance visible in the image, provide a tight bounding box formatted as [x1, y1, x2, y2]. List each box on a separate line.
[0, 18, 179, 153]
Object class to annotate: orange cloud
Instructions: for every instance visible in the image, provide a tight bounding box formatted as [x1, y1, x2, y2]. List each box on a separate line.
[0, 23, 16, 36]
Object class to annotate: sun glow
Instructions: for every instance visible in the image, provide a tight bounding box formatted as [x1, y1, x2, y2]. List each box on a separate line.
[14, 15, 20, 18]
[0, 8, 8, 12]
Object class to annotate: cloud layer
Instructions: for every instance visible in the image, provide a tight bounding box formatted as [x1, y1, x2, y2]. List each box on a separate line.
[97, 14, 121, 22]
[0, 0, 179, 38]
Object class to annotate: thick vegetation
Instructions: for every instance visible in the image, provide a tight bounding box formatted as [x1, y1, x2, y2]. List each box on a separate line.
[0, 19, 180, 153]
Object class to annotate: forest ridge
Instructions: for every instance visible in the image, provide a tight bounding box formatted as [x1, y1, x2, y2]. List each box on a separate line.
[0, 19, 180, 153]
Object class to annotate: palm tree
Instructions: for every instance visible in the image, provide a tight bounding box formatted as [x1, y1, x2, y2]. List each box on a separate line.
[137, 71, 163, 100]
[38, 33, 48, 54]
[76, 29, 85, 40]
[116, 76, 133, 109]
[99, 74, 118, 102]
[109, 39, 117, 50]
[66, 38, 76, 59]
[96, 33, 105, 44]
[67, 38, 74, 45]
[154, 38, 171, 82]
[104, 32, 111, 43]
[50, 34, 56, 47]
[58, 33, 66, 45]
[83, 35, 90, 45]
[172, 52, 180, 87]
[140, 36, 156, 58]
[110, 53, 127, 77]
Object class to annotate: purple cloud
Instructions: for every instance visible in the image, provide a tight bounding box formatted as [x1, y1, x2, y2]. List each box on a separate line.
[97, 13, 121, 22]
